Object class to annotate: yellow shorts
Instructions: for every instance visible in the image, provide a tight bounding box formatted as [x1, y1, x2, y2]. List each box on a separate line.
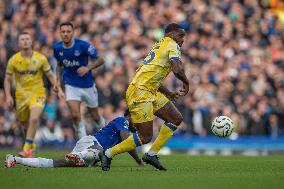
[126, 84, 169, 123]
[15, 91, 46, 122]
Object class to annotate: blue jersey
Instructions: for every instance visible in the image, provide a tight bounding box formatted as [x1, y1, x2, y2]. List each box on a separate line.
[53, 38, 98, 88]
[95, 116, 130, 149]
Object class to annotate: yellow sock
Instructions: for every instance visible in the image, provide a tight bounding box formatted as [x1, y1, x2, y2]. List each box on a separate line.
[32, 143, 37, 150]
[150, 122, 178, 154]
[109, 134, 142, 157]
[23, 143, 32, 151]
[23, 138, 33, 151]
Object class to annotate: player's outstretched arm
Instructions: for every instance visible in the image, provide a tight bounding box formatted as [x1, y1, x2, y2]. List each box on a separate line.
[170, 59, 189, 96]
[128, 149, 144, 166]
[158, 85, 179, 102]
[4, 73, 14, 108]
[88, 56, 105, 70]
[120, 131, 143, 166]
[56, 62, 63, 87]
[44, 70, 56, 89]
[54, 62, 65, 99]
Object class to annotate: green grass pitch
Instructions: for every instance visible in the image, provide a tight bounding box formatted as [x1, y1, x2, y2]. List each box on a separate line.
[0, 150, 283, 189]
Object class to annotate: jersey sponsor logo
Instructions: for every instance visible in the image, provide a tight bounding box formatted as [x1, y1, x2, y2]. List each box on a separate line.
[62, 59, 80, 67]
[17, 70, 38, 75]
[74, 50, 80, 56]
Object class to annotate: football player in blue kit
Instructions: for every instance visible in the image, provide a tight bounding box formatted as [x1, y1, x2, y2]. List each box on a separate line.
[5, 109, 143, 168]
[53, 22, 105, 139]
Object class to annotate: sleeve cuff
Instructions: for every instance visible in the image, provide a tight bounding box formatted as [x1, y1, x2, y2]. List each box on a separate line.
[44, 68, 51, 72]
[169, 57, 181, 61]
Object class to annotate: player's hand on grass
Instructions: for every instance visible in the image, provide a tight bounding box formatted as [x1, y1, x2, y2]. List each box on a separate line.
[77, 66, 90, 77]
[137, 160, 144, 167]
[6, 95, 14, 108]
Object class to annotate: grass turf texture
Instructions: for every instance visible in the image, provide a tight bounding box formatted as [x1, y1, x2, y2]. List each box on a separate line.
[0, 150, 283, 189]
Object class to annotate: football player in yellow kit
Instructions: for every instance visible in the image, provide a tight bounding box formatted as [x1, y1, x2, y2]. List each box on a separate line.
[101, 23, 189, 171]
[4, 32, 56, 157]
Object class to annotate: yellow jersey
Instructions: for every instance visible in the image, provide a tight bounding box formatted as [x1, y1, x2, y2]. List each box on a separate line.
[6, 51, 51, 96]
[130, 37, 181, 93]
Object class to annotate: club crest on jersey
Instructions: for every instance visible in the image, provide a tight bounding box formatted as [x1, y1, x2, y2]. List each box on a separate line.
[59, 52, 63, 56]
[74, 50, 80, 56]
[177, 45, 181, 51]
[88, 45, 96, 54]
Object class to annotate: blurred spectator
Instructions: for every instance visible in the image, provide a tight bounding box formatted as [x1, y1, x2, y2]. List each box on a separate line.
[0, 0, 284, 147]
[268, 113, 282, 138]
[35, 119, 64, 148]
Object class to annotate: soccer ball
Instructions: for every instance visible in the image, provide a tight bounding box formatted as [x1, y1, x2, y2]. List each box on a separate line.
[211, 116, 234, 137]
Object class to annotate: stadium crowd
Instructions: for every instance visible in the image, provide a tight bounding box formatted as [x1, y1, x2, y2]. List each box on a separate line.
[0, 0, 284, 148]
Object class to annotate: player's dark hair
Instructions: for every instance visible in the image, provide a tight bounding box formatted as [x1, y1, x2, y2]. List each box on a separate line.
[60, 22, 74, 29]
[19, 31, 31, 36]
[164, 23, 183, 34]
[124, 109, 130, 117]
[18, 31, 32, 42]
